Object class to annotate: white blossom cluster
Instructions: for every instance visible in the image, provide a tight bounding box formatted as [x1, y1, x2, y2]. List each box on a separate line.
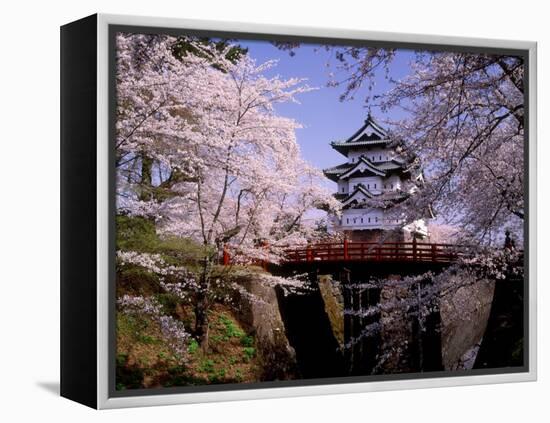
[117, 251, 177, 275]
[460, 248, 523, 280]
[118, 295, 190, 361]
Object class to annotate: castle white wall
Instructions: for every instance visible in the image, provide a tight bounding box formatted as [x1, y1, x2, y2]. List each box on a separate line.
[349, 176, 383, 193]
[348, 148, 397, 163]
[338, 208, 402, 230]
[337, 180, 348, 194]
[346, 175, 401, 194]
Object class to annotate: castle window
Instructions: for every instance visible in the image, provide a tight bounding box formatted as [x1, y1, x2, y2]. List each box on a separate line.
[367, 184, 370, 189]
[374, 183, 377, 189]
[368, 217, 371, 223]
[379, 155, 382, 160]
[361, 218, 363, 223]
[342, 187, 345, 193]
[391, 184, 394, 189]
[346, 218, 349, 224]
[353, 218, 356, 224]
[375, 217, 379, 222]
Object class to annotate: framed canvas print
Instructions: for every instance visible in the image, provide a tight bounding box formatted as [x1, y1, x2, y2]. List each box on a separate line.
[60, 13, 537, 409]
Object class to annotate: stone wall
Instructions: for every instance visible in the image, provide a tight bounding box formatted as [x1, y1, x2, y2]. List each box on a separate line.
[374, 270, 495, 373]
[267, 264, 496, 377]
[234, 274, 299, 381]
[317, 275, 344, 348]
[439, 271, 495, 370]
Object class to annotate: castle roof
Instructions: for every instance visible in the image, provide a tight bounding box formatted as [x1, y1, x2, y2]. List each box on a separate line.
[323, 156, 406, 181]
[340, 186, 408, 209]
[339, 156, 386, 179]
[341, 185, 376, 207]
[322, 162, 353, 181]
[330, 114, 391, 156]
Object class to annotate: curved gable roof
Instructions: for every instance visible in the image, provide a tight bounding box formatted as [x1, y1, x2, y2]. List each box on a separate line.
[330, 114, 392, 156]
[345, 114, 388, 143]
[322, 162, 353, 181]
[338, 156, 386, 179]
[341, 185, 376, 207]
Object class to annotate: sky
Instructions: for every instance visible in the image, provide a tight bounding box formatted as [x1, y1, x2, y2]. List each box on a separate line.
[237, 40, 415, 176]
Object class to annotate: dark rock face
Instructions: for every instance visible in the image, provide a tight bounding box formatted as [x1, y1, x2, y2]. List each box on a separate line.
[237, 266, 499, 380]
[474, 278, 524, 369]
[440, 272, 495, 370]
[371, 271, 495, 374]
[234, 276, 300, 381]
[317, 275, 344, 348]
[275, 281, 346, 379]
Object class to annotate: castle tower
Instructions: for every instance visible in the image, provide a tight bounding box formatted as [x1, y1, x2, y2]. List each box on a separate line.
[323, 114, 428, 242]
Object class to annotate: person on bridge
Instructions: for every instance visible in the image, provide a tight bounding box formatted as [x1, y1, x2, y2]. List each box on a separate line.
[504, 230, 516, 250]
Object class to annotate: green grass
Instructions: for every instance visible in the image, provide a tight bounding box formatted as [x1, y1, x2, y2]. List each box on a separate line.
[208, 368, 227, 383]
[243, 347, 256, 361]
[218, 315, 245, 340]
[240, 335, 254, 347]
[187, 339, 199, 354]
[139, 334, 159, 345]
[198, 359, 215, 373]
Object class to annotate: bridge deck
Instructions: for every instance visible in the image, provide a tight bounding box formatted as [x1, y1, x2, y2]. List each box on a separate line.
[222, 240, 468, 266]
[283, 241, 463, 264]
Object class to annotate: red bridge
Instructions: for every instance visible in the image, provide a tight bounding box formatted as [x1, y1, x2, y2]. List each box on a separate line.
[283, 239, 463, 264]
[223, 239, 465, 266]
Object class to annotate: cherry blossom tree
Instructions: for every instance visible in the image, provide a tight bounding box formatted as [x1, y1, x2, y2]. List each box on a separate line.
[115, 33, 339, 348]
[328, 49, 525, 245]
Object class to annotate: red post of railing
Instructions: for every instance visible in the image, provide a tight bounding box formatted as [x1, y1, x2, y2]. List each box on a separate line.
[306, 245, 312, 262]
[431, 244, 437, 262]
[412, 237, 417, 262]
[343, 237, 349, 261]
[223, 245, 230, 266]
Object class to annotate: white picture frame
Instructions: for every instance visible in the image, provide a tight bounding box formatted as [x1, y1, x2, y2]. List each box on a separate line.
[60, 13, 537, 409]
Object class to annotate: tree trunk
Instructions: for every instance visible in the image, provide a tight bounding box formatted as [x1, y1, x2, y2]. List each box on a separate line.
[139, 153, 153, 201]
[194, 289, 210, 351]
[194, 255, 212, 351]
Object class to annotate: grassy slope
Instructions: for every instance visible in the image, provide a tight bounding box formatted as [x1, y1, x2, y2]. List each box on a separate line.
[117, 303, 260, 390]
[115, 216, 261, 390]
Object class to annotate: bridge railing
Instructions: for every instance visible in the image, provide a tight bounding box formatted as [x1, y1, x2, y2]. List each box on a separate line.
[283, 240, 465, 264]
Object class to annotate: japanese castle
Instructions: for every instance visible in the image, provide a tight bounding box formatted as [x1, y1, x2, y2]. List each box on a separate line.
[323, 114, 428, 241]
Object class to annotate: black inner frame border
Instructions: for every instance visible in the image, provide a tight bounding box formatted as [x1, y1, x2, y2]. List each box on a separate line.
[108, 23, 530, 399]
